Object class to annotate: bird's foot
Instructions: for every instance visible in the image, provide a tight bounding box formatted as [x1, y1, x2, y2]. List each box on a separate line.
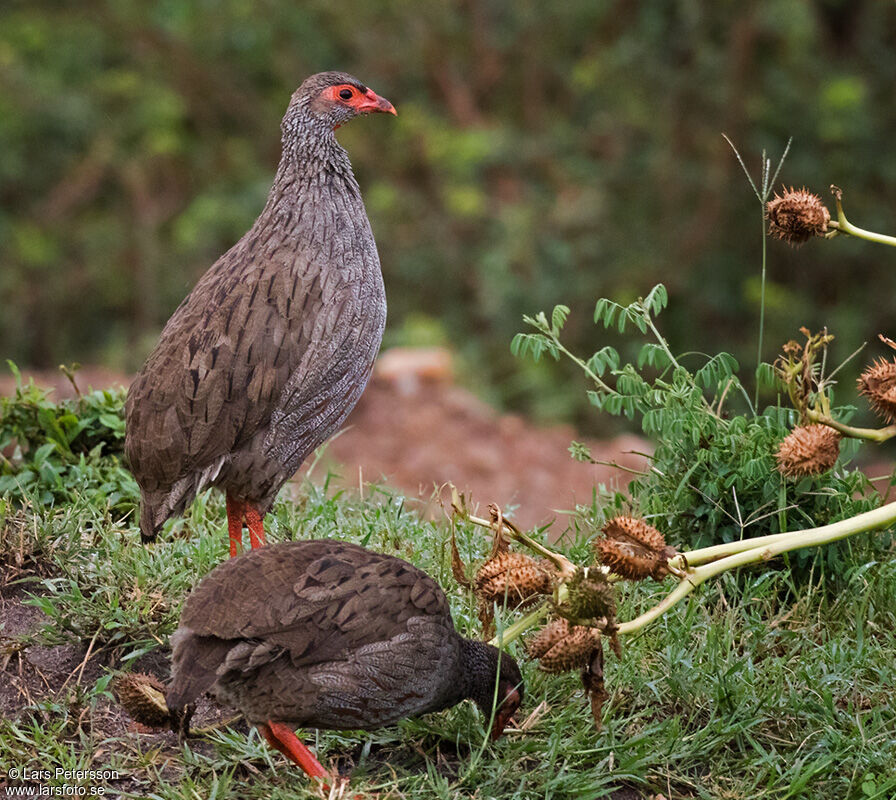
[225, 495, 267, 557]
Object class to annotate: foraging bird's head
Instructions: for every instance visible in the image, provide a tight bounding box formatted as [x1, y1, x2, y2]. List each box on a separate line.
[286, 71, 396, 138]
[463, 640, 525, 740]
[490, 656, 524, 740]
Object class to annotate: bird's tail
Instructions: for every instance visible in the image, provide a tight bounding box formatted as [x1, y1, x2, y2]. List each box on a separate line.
[138, 495, 163, 543]
[138, 482, 199, 544]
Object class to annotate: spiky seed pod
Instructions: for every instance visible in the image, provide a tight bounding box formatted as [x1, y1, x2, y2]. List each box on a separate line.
[114, 672, 170, 728]
[596, 538, 660, 580]
[766, 187, 830, 246]
[526, 617, 571, 660]
[858, 358, 896, 423]
[565, 567, 616, 620]
[603, 516, 666, 551]
[775, 424, 841, 478]
[475, 551, 551, 605]
[527, 618, 600, 673]
[595, 516, 672, 580]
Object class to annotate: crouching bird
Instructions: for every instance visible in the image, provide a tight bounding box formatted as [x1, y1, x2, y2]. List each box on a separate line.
[125, 72, 396, 556]
[166, 540, 524, 783]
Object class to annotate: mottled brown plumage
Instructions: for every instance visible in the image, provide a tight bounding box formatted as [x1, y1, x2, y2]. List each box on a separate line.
[167, 540, 524, 779]
[125, 73, 395, 554]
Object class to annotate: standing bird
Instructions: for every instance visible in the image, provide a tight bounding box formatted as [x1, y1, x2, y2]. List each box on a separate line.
[166, 540, 524, 782]
[125, 72, 396, 556]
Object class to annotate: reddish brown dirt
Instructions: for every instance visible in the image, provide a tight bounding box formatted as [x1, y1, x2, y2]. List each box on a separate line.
[0, 350, 650, 530]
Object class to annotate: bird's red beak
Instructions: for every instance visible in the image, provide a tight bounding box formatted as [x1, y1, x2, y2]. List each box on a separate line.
[489, 687, 521, 740]
[355, 89, 397, 116]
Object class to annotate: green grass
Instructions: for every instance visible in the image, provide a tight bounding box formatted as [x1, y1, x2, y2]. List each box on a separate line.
[2, 479, 896, 799]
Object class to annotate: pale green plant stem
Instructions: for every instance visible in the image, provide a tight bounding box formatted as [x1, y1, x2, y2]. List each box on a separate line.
[671, 500, 896, 565]
[619, 499, 896, 634]
[643, 314, 683, 374]
[828, 188, 896, 247]
[806, 408, 896, 443]
[484, 500, 896, 646]
[548, 333, 616, 395]
[489, 602, 550, 648]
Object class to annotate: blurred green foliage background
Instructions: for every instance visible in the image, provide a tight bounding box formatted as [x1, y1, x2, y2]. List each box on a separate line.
[1, 0, 894, 430]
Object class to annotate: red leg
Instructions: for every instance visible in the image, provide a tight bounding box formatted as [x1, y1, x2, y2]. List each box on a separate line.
[225, 495, 266, 557]
[245, 503, 266, 550]
[258, 720, 329, 780]
[225, 495, 245, 558]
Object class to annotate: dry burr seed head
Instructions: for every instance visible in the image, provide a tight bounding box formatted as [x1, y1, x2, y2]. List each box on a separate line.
[475, 551, 551, 605]
[858, 358, 896, 423]
[766, 187, 830, 246]
[114, 672, 171, 728]
[775, 424, 841, 478]
[526, 617, 600, 673]
[595, 516, 670, 580]
[526, 617, 571, 660]
[603, 515, 666, 550]
[566, 567, 616, 620]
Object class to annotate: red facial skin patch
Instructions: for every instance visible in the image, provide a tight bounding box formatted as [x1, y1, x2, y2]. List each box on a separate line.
[320, 84, 397, 118]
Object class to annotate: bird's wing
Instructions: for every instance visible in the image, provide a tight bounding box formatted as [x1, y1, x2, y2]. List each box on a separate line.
[260, 200, 385, 468]
[124, 233, 351, 491]
[290, 615, 459, 728]
[179, 541, 452, 667]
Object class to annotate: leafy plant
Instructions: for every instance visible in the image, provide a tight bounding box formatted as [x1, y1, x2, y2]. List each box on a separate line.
[511, 288, 880, 570]
[0, 362, 137, 515]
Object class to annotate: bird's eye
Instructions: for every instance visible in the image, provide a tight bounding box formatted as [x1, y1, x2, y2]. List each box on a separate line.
[339, 88, 353, 100]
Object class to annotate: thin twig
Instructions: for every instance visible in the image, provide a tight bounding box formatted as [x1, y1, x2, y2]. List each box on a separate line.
[723, 134, 761, 201]
[819, 340, 867, 387]
[579, 458, 650, 477]
[766, 138, 792, 195]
